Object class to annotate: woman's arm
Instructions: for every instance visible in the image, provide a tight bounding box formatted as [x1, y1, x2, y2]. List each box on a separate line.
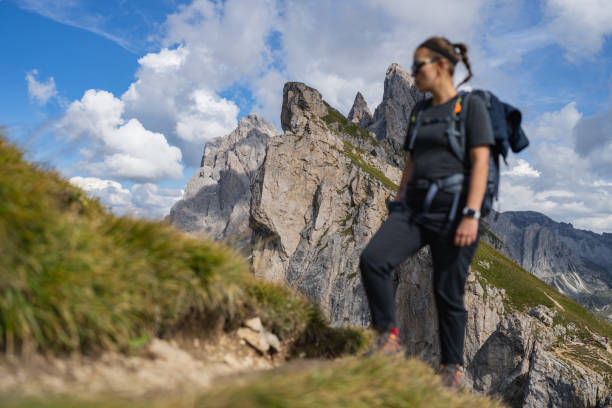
[394, 154, 413, 202]
[454, 146, 489, 247]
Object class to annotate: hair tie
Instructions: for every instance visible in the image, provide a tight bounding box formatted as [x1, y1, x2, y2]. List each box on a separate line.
[421, 43, 458, 64]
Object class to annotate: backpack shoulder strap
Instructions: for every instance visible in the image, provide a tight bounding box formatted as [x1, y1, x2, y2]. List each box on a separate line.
[446, 91, 471, 162]
[406, 97, 431, 151]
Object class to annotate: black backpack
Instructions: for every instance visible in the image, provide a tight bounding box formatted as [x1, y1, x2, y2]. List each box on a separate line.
[406, 90, 529, 218]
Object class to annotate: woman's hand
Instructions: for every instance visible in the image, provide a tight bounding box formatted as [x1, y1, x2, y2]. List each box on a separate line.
[454, 217, 479, 247]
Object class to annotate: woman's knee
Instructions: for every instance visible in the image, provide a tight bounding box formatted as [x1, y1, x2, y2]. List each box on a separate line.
[360, 245, 385, 276]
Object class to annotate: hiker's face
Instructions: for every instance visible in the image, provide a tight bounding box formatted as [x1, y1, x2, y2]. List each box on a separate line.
[412, 48, 444, 92]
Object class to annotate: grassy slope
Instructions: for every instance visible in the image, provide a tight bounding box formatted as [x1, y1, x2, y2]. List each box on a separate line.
[473, 242, 612, 339]
[0, 135, 365, 357]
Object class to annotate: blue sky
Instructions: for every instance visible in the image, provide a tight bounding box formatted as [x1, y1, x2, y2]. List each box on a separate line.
[2, 0, 612, 232]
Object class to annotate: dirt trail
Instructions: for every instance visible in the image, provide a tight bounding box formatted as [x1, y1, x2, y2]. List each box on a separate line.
[0, 332, 286, 399]
[542, 291, 565, 312]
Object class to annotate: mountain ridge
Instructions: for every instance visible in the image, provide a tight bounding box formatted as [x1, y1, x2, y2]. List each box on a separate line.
[485, 210, 612, 323]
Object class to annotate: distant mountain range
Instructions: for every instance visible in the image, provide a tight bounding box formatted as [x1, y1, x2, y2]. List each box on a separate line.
[484, 211, 612, 322]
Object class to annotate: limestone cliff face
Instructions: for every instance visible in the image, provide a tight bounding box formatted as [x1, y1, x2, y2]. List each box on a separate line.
[250, 82, 402, 327]
[167, 114, 279, 246]
[169, 66, 610, 407]
[485, 211, 612, 323]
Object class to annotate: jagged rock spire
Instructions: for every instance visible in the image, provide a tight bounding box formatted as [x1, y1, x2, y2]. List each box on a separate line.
[347, 92, 373, 128]
[368, 63, 424, 144]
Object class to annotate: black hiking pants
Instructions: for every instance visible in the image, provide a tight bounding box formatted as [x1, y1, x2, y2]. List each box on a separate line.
[359, 207, 478, 366]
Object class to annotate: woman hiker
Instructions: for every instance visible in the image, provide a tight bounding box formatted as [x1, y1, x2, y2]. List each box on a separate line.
[359, 36, 494, 389]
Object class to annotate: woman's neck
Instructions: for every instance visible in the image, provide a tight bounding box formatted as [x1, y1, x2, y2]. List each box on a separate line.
[431, 82, 458, 105]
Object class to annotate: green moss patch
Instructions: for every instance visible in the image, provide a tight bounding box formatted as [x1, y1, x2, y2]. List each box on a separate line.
[322, 102, 379, 146]
[341, 141, 397, 190]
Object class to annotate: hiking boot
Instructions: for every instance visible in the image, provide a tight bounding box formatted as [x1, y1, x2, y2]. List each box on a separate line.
[364, 331, 403, 357]
[438, 364, 463, 390]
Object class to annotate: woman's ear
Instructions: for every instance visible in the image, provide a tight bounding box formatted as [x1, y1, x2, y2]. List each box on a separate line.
[436, 58, 447, 74]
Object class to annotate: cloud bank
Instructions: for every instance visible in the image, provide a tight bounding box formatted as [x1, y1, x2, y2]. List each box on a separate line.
[70, 176, 183, 219]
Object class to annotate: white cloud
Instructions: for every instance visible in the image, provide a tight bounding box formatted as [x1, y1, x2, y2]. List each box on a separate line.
[131, 183, 184, 216]
[251, 69, 287, 126]
[524, 102, 582, 143]
[544, 0, 612, 60]
[572, 101, 612, 179]
[138, 46, 189, 74]
[573, 214, 612, 233]
[25, 69, 58, 105]
[69, 176, 132, 208]
[502, 158, 541, 178]
[121, 40, 245, 165]
[175, 89, 240, 143]
[534, 190, 575, 200]
[70, 176, 183, 218]
[59, 89, 183, 182]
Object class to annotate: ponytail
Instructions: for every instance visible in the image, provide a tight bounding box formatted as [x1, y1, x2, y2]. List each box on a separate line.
[453, 42, 473, 87]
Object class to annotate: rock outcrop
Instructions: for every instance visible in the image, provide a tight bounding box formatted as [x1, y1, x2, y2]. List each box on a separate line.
[250, 82, 402, 327]
[167, 114, 279, 247]
[170, 65, 611, 407]
[347, 92, 373, 128]
[485, 211, 612, 323]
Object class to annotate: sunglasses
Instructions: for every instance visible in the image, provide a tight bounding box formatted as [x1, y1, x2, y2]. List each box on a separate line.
[411, 57, 440, 75]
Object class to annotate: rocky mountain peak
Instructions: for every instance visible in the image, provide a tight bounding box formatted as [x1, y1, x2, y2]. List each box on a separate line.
[168, 114, 279, 246]
[239, 113, 278, 133]
[281, 82, 329, 134]
[367, 63, 423, 144]
[347, 91, 373, 128]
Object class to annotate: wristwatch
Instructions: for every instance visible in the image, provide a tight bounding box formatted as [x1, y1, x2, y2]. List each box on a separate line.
[462, 207, 481, 220]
